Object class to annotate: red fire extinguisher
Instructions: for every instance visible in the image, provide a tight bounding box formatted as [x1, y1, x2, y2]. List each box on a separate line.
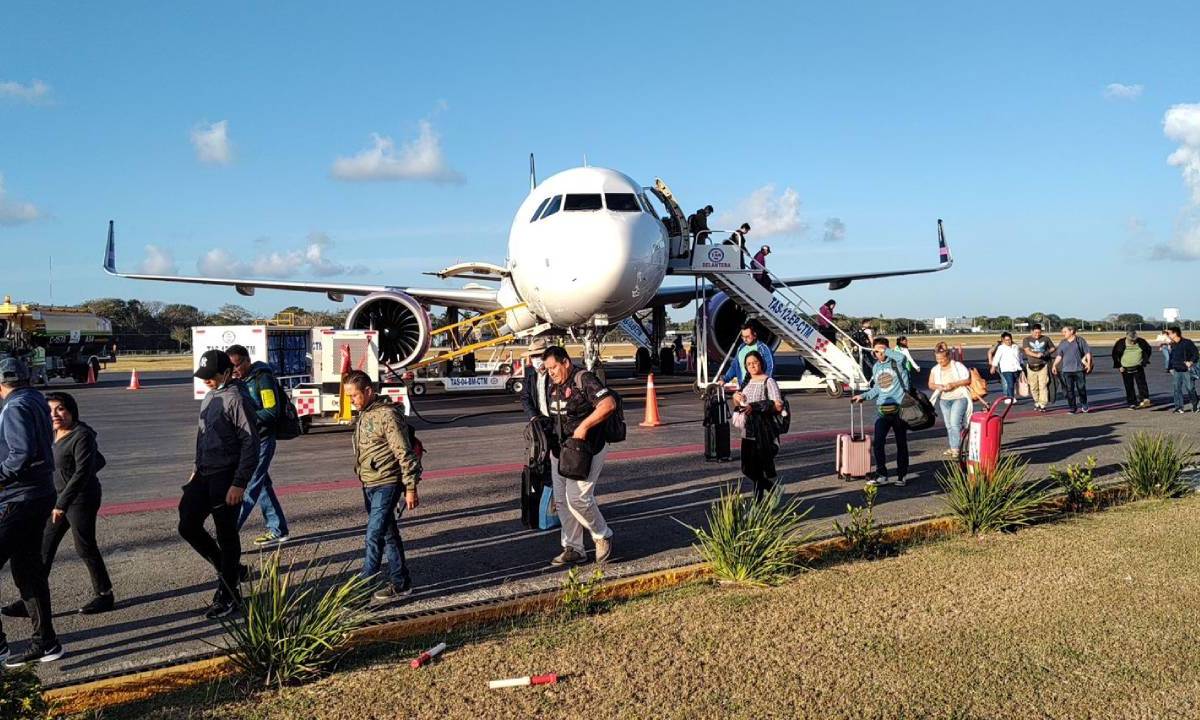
[963, 397, 1014, 477]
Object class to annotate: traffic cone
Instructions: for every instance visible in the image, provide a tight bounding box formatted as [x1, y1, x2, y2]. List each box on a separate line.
[85, 363, 96, 385]
[639, 373, 663, 427]
[126, 368, 141, 391]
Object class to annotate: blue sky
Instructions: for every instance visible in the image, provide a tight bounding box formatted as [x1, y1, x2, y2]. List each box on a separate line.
[3, 1, 1199, 321]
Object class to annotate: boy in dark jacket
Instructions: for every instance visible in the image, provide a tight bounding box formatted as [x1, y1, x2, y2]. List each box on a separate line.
[182, 350, 260, 619]
[0, 357, 62, 667]
[1165, 327, 1198, 413]
[227, 345, 290, 545]
[1111, 330, 1153, 409]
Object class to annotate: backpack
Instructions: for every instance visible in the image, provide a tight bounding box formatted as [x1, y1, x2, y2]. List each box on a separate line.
[275, 396, 302, 441]
[573, 371, 627, 443]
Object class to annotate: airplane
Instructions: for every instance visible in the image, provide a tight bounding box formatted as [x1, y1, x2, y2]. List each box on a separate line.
[102, 161, 952, 371]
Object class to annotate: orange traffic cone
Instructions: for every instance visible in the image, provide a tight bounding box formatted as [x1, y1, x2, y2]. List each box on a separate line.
[639, 373, 663, 427]
[85, 363, 96, 385]
[126, 368, 141, 391]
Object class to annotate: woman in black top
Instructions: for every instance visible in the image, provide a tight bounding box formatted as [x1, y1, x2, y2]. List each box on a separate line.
[2, 391, 114, 617]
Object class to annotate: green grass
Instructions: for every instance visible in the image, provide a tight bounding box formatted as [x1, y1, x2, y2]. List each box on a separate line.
[91, 495, 1200, 720]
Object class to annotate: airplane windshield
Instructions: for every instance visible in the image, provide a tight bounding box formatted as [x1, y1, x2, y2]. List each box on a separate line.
[563, 194, 602, 211]
[530, 197, 550, 222]
[541, 195, 562, 219]
[605, 193, 641, 212]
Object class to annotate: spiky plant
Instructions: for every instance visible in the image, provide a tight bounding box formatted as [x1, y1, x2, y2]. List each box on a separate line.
[687, 485, 815, 587]
[939, 456, 1050, 534]
[1122, 432, 1195, 499]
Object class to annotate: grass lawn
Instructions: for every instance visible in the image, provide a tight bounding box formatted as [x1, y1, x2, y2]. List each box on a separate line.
[91, 495, 1200, 720]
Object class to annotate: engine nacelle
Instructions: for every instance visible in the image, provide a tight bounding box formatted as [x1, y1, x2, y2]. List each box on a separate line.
[704, 291, 780, 360]
[345, 291, 432, 368]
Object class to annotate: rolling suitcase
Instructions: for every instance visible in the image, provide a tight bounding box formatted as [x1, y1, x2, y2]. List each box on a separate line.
[703, 388, 731, 462]
[836, 403, 874, 480]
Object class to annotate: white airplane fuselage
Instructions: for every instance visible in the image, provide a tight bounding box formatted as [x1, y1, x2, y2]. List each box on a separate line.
[505, 167, 669, 329]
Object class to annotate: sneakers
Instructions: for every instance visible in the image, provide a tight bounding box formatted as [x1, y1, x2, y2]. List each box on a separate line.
[253, 532, 289, 546]
[594, 537, 613, 565]
[80, 592, 114, 615]
[0, 600, 28, 618]
[1080, 406, 1090, 414]
[894, 477, 908, 487]
[550, 547, 586, 566]
[1175, 408, 1187, 414]
[865, 477, 889, 487]
[1137, 399, 1152, 409]
[4, 642, 64, 668]
[372, 582, 414, 602]
[204, 596, 240, 620]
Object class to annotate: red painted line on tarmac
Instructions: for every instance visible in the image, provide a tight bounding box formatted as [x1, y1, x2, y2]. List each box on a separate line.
[96, 400, 1131, 518]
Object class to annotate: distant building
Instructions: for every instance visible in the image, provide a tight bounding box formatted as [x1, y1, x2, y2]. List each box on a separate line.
[928, 316, 976, 332]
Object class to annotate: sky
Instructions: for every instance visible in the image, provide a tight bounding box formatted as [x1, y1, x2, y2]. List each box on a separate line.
[3, 1, 1200, 322]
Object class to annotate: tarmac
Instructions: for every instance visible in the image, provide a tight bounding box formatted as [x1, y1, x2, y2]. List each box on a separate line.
[1, 346, 1195, 687]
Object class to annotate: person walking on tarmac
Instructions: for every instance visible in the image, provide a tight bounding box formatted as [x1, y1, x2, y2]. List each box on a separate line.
[520, 339, 550, 420]
[346, 370, 421, 601]
[1112, 330, 1153, 409]
[722, 322, 775, 387]
[226, 345, 289, 545]
[852, 338, 911, 488]
[0, 357, 63, 667]
[1021, 324, 1056, 412]
[1165, 326, 1198, 413]
[2, 392, 113, 621]
[730, 351, 784, 501]
[541, 346, 618, 566]
[182, 350, 260, 620]
[1051, 325, 1094, 414]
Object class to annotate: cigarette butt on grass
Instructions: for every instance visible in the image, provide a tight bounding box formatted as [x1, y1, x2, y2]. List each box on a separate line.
[488, 673, 558, 689]
[410, 642, 447, 669]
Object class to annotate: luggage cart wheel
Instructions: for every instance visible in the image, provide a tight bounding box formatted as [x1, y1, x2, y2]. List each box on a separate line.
[411, 383, 427, 396]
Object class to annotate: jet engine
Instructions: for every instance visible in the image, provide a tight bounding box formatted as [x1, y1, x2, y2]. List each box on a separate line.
[345, 291, 432, 368]
[704, 291, 779, 360]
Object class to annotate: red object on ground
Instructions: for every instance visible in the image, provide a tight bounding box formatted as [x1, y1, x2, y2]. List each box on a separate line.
[410, 642, 446, 669]
[530, 673, 557, 686]
[639, 373, 663, 427]
[126, 368, 141, 391]
[86, 364, 96, 385]
[965, 397, 1014, 477]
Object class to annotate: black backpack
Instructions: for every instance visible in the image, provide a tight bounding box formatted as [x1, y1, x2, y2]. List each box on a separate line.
[275, 396, 302, 441]
[572, 371, 627, 443]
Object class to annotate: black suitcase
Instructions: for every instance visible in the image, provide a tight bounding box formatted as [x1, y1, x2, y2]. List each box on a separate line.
[703, 390, 731, 462]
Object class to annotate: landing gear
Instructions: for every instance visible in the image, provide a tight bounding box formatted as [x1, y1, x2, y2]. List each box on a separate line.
[582, 328, 606, 383]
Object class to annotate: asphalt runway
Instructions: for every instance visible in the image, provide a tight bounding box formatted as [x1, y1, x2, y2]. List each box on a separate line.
[2, 346, 1196, 687]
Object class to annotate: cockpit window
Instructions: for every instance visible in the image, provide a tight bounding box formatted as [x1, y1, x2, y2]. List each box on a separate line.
[605, 193, 641, 212]
[529, 197, 550, 222]
[541, 195, 562, 219]
[563, 194, 602, 211]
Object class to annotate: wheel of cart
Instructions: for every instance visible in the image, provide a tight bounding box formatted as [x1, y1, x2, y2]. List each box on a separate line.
[508, 377, 525, 394]
[411, 382, 427, 396]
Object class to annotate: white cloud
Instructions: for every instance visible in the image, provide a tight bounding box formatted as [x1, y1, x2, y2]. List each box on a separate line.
[1104, 83, 1144, 101]
[0, 174, 42, 226]
[717, 185, 805, 238]
[823, 217, 847, 243]
[197, 233, 369, 277]
[191, 120, 233, 165]
[1150, 104, 1200, 260]
[331, 119, 464, 183]
[0, 79, 51, 104]
[138, 244, 178, 274]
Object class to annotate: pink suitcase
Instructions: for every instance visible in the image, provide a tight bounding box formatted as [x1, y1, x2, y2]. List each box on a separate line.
[836, 403, 874, 480]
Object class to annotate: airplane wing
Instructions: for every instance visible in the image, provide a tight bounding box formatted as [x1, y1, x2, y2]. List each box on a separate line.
[101, 221, 502, 311]
[651, 219, 953, 306]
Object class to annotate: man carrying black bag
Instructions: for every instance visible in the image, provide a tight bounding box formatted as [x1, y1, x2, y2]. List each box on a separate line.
[540, 346, 617, 567]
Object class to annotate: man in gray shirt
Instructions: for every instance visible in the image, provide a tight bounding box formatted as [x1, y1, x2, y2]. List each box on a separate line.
[1052, 325, 1093, 413]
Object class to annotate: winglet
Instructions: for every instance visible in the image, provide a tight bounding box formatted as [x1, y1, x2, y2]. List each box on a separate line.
[103, 220, 117, 274]
[937, 219, 953, 268]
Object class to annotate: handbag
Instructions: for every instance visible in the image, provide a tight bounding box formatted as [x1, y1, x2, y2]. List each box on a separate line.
[968, 368, 989, 402]
[1017, 372, 1030, 398]
[898, 390, 936, 430]
[557, 437, 594, 480]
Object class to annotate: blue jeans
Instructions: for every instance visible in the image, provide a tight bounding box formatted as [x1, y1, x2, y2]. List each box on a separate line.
[238, 434, 288, 536]
[1162, 346, 1172, 371]
[1060, 371, 1088, 411]
[999, 371, 1020, 399]
[1171, 369, 1197, 411]
[360, 484, 410, 589]
[939, 397, 970, 451]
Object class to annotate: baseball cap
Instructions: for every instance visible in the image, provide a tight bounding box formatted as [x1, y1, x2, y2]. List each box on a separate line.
[0, 356, 30, 384]
[194, 349, 233, 380]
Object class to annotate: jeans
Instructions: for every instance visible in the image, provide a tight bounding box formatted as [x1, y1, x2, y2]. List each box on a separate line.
[1171, 369, 1197, 411]
[238, 434, 288, 536]
[999, 371, 1020, 399]
[939, 397, 971, 451]
[42, 489, 112, 596]
[178, 470, 242, 601]
[1120, 367, 1150, 405]
[0, 495, 57, 648]
[872, 412, 909, 480]
[1162, 346, 1172, 371]
[1060, 371, 1088, 411]
[360, 484, 410, 589]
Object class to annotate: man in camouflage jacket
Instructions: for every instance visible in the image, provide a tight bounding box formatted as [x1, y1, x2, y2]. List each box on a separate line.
[346, 371, 421, 601]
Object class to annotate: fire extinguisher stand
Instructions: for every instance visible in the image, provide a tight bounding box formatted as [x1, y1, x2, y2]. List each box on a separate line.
[961, 397, 1015, 478]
